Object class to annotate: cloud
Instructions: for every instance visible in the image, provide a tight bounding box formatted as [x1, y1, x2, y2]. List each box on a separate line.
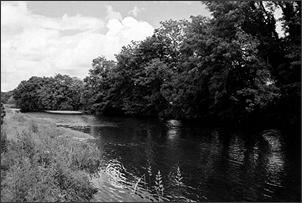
[153, 1, 192, 5]
[1, 2, 104, 32]
[128, 6, 144, 17]
[1, 2, 154, 91]
[106, 5, 122, 20]
[176, 1, 193, 5]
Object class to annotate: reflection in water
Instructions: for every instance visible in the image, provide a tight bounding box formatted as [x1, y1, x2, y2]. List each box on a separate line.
[166, 120, 181, 143]
[91, 159, 157, 202]
[264, 134, 285, 192]
[166, 120, 181, 145]
[167, 129, 179, 140]
[228, 135, 245, 164]
[26, 113, 301, 202]
[105, 159, 128, 188]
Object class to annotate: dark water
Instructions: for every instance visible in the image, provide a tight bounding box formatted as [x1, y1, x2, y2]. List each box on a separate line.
[28, 112, 301, 202]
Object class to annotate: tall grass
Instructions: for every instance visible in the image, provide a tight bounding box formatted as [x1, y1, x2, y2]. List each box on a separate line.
[1, 112, 101, 202]
[175, 166, 183, 187]
[142, 163, 185, 202]
[154, 170, 164, 201]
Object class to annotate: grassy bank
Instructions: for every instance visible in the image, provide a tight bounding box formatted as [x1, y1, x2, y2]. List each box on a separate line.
[1, 108, 102, 202]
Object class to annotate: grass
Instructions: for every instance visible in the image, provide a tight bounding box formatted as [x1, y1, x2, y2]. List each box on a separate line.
[1, 109, 102, 202]
[1, 107, 189, 202]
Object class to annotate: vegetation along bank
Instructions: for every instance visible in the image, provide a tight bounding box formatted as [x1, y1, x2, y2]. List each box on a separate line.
[0, 104, 101, 201]
[1, 2, 300, 127]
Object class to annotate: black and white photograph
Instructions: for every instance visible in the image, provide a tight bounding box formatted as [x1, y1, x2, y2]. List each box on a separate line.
[1, 1, 301, 202]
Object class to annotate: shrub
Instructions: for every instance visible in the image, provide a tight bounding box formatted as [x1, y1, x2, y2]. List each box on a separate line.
[1, 124, 101, 202]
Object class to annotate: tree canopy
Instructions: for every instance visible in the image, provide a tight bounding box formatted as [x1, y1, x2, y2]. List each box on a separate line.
[81, 1, 300, 124]
[13, 74, 84, 112]
[10, 1, 301, 125]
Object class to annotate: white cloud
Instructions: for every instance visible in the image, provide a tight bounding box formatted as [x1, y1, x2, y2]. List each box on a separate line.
[1, 2, 104, 32]
[176, 1, 193, 5]
[128, 6, 144, 17]
[153, 1, 192, 5]
[1, 2, 154, 91]
[106, 5, 122, 20]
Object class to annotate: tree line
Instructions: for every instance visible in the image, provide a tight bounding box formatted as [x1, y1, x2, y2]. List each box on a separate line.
[12, 74, 83, 112]
[3, 1, 301, 125]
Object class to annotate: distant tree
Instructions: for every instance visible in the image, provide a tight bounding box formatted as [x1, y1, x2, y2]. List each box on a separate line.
[45, 1, 300, 126]
[14, 75, 84, 112]
[14, 77, 46, 112]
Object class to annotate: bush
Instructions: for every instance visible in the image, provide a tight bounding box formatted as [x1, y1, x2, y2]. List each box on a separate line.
[1, 122, 101, 202]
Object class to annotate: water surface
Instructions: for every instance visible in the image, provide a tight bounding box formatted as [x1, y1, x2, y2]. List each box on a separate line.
[27, 112, 301, 202]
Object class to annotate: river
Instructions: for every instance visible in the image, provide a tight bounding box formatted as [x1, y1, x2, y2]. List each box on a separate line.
[26, 112, 301, 202]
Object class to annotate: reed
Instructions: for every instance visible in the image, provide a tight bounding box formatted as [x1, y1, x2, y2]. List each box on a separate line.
[154, 170, 164, 201]
[175, 166, 183, 187]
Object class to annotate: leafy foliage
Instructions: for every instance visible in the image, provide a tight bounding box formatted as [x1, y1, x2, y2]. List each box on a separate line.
[11, 1, 301, 125]
[81, 1, 299, 124]
[13, 74, 84, 112]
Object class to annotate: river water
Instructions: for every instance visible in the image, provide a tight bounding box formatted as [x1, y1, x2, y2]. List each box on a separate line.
[27, 112, 301, 202]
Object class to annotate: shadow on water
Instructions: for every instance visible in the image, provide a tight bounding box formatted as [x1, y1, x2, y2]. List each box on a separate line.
[27, 112, 301, 202]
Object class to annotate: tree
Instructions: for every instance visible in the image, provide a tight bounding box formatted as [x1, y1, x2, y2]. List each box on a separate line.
[202, 1, 299, 123]
[14, 75, 84, 112]
[14, 77, 46, 112]
[81, 57, 122, 114]
[80, 1, 299, 125]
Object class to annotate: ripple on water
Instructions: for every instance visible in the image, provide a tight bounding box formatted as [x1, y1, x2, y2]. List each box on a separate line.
[26, 113, 300, 201]
[91, 159, 160, 202]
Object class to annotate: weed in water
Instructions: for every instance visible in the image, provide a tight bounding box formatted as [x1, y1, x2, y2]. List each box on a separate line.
[147, 165, 152, 177]
[154, 170, 164, 201]
[146, 163, 152, 190]
[175, 166, 183, 187]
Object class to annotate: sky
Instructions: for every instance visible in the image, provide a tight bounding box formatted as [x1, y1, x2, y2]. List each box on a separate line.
[1, 1, 211, 92]
[1, 1, 284, 92]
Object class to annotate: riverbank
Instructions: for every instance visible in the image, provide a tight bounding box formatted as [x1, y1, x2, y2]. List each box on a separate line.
[0, 108, 101, 201]
[3, 108, 94, 141]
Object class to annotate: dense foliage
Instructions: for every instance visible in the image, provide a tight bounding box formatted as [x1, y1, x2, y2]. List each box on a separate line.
[81, 1, 300, 124]
[13, 74, 84, 112]
[9, 1, 300, 125]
